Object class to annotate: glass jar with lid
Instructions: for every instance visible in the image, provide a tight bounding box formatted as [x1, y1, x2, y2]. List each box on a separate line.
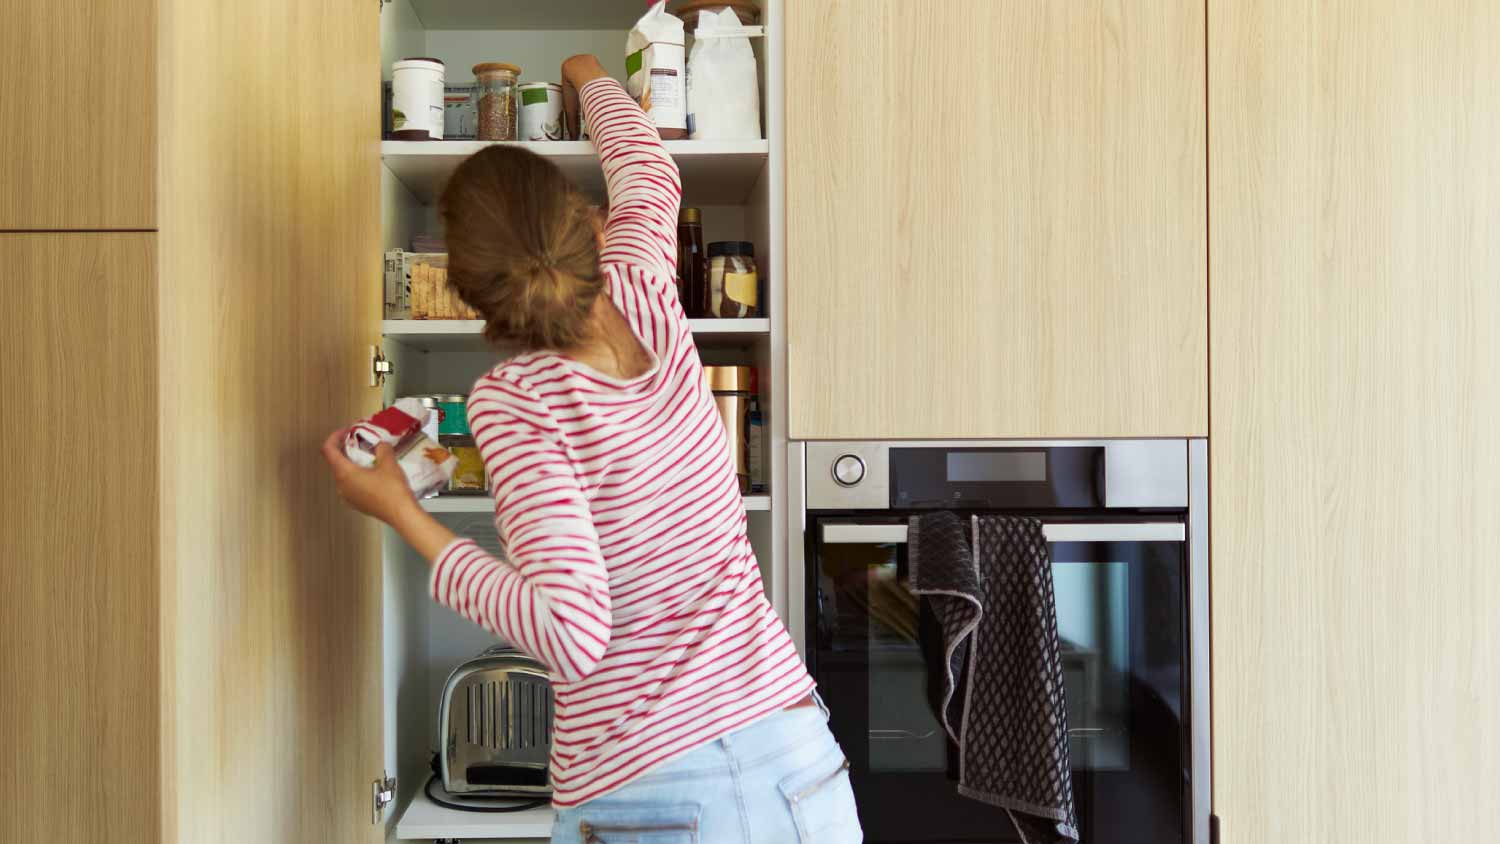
[473, 62, 520, 141]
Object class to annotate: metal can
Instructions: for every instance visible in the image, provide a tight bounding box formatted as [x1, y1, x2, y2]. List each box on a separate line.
[434, 395, 470, 436]
[518, 82, 565, 141]
[434, 395, 486, 493]
[703, 366, 752, 494]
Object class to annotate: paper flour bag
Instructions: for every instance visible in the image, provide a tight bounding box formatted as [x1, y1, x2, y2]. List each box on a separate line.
[687, 7, 762, 139]
[627, 1, 688, 138]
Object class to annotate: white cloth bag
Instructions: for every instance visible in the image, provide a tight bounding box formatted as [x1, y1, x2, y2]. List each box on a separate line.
[687, 8, 762, 140]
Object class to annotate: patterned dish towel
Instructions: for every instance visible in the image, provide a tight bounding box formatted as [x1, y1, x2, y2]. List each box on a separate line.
[908, 512, 1079, 843]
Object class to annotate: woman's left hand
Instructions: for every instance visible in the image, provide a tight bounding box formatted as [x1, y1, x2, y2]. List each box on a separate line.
[321, 429, 418, 525]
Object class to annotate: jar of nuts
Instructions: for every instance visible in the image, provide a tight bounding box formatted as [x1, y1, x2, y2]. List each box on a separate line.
[472, 62, 520, 141]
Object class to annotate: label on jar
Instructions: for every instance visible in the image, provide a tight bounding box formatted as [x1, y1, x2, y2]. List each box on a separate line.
[725, 271, 757, 307]
[447, 445, 487, 492]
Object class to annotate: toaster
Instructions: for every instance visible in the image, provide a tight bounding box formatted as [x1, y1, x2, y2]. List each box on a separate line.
[438, 644, 555, 796]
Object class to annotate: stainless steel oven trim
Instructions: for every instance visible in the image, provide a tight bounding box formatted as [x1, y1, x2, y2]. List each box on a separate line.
[789, 437, 1212, 844]
[787, 441, 808, 659]
[820, 522, 1187, 544]
[804, 439, 1187, 511]
[1188, 438, 1211, 844]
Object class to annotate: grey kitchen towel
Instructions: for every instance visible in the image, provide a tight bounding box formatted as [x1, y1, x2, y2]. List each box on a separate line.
[908, 512, 1079, 844]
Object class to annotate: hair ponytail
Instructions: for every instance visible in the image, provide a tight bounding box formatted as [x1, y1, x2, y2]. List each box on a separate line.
[440, 145, 604, 351]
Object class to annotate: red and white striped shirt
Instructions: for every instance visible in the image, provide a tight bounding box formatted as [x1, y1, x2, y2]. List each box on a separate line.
[429, 78, 814, 808]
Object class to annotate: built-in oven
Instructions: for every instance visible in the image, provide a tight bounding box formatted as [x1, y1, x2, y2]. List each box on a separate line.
[789, 440, 1209, 844]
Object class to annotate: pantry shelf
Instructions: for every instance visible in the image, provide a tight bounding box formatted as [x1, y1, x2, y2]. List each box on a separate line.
[383, 318, 769, 353]
[422, 494, 770, 513]
[382, 140, 770, 205]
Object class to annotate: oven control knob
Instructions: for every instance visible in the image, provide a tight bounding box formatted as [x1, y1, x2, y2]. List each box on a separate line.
[832, 454, 866, 487]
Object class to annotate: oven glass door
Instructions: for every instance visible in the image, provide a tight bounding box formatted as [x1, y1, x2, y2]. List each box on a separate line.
[809, 517, 1187, 844]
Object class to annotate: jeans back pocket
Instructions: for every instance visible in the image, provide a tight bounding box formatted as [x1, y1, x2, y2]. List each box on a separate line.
[576, 802, 700, 844]
[778, 749, 862, 843]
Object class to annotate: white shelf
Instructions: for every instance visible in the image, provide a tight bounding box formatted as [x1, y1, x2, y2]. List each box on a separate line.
[423, 494, 771, 513]
[383, 318, 769, 352]
[409, 0, 646, 30]
[382, 140, 770, 205]
[396, 788, 554, 840]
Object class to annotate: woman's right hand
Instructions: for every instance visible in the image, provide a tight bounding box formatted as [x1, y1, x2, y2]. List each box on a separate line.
[561, 54, 610, 138]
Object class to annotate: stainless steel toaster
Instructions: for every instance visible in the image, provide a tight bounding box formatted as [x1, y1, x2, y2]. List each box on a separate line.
[438, 644, 554, 796]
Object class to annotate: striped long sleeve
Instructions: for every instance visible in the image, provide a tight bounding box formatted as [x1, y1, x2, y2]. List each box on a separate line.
[430, 382, 611, 682]
[427, 74, 815, 809]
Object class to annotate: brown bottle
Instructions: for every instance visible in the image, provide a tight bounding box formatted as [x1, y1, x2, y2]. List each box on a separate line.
[677, 207, 708, 317]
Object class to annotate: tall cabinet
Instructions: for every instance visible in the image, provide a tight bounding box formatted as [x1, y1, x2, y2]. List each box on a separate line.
[785, 0, 1207, 440]
[1208, 1, 1500, 841]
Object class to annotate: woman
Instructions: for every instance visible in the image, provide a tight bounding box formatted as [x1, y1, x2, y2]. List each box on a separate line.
[322, 55, 861, 843]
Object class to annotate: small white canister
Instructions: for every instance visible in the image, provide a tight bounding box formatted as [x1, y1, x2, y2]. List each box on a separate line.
[518, 82, 565, 141]
[391, 58, 445, 140]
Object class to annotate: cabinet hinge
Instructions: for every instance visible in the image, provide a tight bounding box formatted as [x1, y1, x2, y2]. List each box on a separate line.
[372, 770, 396, 824]
[370, 346, 393, 387]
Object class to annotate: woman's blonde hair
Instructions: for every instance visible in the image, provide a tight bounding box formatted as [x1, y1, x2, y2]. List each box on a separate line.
[440, 146, 603, 351]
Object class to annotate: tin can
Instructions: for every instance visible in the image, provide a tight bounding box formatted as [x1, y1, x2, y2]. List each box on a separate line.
[434, 395, 470, 436]
[433, 395, 486, 493]
[518, 82, 565, 141]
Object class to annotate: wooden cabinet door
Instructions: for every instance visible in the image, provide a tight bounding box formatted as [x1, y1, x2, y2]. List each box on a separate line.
[785, 1, 1206, 440]
[158, 1, 383, 841]
[0, 233, 159, 843]
[0, 2, 155, 229]
[1209, 2, 1500, 841]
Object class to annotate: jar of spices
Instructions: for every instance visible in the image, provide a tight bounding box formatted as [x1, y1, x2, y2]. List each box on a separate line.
[704, 366, 753, 493]
[435, 394, 487, 494]
[473, 62, 520, 141]
[391, 58, 446, 140]
[676, 207, 707, 315]
[707, 242, 759, 318]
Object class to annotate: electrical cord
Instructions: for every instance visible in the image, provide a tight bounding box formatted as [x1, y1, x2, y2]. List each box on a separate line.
[424, 773, 550, 814]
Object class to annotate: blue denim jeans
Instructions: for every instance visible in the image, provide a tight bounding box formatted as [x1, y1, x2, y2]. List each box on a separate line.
[550, 699, 863, 843]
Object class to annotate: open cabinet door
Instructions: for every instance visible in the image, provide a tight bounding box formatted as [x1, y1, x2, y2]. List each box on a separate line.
[158, 1, 385, 842]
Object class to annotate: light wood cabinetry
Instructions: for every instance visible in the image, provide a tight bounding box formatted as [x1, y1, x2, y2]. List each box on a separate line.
[0, 233, 159, 843]
[785, 0, 1206, 440]
[1209, 2, 1500, 840]
[158, 0, 383, 840]
[0, 1, 155, 230]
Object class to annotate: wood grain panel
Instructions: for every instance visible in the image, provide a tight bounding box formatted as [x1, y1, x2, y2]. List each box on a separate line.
[1209, 2, 1500, 841]
[157, 0, 383, 840]
[0, 1, 156, 229]
[0, 233, 158, 842]
[785, 0, 1206, 440]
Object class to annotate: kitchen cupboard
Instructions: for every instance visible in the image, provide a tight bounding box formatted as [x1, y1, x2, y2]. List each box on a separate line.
[0, 233, 159, 843]
[785, 0, 1207, 440]
[3, 0, 788, 841]
[0, 0, 155, 229]
[1209, 2, 1500, 842]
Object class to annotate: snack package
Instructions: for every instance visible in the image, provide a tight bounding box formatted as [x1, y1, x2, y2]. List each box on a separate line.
[344, 397, 457, 499]
[626, 1, 688, 138]
[687, 7, 762, 139]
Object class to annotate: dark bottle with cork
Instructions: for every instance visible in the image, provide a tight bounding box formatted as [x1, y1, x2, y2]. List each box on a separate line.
[676, 207, 708, 316]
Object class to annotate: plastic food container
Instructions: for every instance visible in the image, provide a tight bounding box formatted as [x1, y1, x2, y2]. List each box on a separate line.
[473, 62, 521, 141]
[518, 82, 565, 141]
[391, 58, 445, 140]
